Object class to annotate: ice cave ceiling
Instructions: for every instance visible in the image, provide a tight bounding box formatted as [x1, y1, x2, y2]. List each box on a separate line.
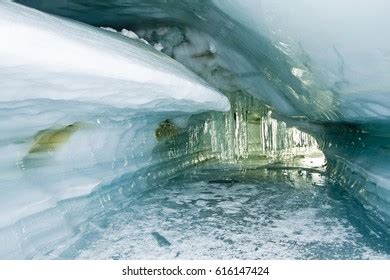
[0, 0, 390, 258]
[15, 0, 390, 121]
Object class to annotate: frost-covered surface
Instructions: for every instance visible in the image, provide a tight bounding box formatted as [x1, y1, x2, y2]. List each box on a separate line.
[72, 169, 390, 260]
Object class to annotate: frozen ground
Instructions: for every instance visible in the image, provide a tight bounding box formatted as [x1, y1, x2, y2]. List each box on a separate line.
[65, 168, 390, 260]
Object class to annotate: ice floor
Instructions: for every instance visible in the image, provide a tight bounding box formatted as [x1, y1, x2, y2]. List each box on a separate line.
[59, 167, 390, 260]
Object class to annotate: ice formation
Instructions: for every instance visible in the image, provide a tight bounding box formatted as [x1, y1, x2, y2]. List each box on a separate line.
[0, 0, 389, 258]
[0, 0, 230, 236]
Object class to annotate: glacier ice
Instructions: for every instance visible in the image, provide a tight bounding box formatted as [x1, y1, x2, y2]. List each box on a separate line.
[0, 2, 229, 111]
[0, 0, 389, 259]
[17, 0, 390, 121]
[212, 0, 390, 121]
[0, 1, 230, 228]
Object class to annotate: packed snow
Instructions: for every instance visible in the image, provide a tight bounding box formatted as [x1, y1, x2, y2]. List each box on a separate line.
[0, 1, 229, 228]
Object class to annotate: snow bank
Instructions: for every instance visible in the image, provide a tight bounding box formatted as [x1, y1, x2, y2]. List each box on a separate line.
[0, 1, 229, 229]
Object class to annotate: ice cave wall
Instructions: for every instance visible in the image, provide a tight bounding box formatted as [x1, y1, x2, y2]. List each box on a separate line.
[0, 0, 389, 258]
[0, 0, 232, 227]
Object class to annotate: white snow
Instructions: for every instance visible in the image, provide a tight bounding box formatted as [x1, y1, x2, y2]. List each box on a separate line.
[0, 1, 229, 112]
[0, 1, 229, 229]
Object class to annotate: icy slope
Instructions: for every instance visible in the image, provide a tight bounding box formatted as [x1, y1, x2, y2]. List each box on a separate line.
[0, 1, 229, 228]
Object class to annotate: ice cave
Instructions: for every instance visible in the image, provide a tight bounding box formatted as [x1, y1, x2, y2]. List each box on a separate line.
[0, 0, 390, 259]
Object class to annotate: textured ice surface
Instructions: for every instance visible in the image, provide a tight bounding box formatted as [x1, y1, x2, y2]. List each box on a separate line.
[134, 23, 390, 222]
[213, 0, 390, 121]
[72, 168, 390, 260]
